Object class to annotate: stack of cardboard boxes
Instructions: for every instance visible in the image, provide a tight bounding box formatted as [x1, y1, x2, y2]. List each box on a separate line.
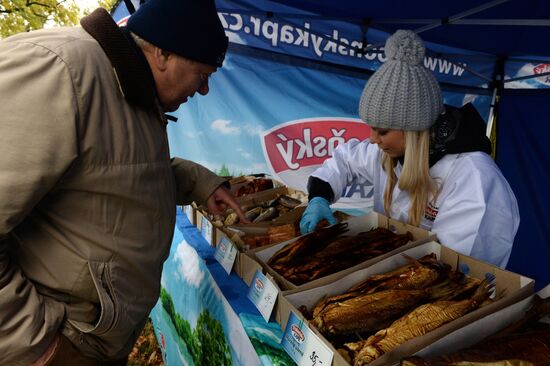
[181, 176, 535, 365]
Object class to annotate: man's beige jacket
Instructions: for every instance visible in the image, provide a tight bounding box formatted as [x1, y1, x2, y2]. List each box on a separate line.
[0, 9, 225, 365]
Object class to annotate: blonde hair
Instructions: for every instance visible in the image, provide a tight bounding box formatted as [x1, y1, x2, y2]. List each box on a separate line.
[382, 130, 438, 226]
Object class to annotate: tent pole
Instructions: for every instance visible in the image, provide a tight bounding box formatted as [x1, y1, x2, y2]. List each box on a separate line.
[487, 87, 498, 138]
[487, 57, 506, 159]
[414, 0, 510, 34]
[123, 0, 136, 14]
[504, 71, 550, 83]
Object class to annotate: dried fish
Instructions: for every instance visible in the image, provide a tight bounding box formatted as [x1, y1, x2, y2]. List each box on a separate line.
[404, 329, 550, 365]
[401, 294, 550, 365]
[224, 212, 238, 226]
[241, 224, 298, 249]
[278, 194, 303, 209]
[253, 207, 279, 223]
[244, 206, 262, 221]
[268, 226, 412, 285]
[267, 223, 349, 266]
[310, 289, 432, 336]
[347, 254, 447, 294]
[346, 279, 494, 365]
[310, 254, 448, 320]
[235, 178, 273, 196]
[310, 276, 467, 338]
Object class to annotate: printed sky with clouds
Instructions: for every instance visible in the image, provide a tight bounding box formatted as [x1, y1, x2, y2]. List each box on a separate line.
[167, 51, 365, 176]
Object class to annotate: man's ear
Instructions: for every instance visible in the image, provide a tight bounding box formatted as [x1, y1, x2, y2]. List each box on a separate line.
[152, 47, 170, 72]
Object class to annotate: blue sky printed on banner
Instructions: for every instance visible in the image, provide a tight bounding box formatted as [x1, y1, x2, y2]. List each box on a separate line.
[167, 51, 365, 176]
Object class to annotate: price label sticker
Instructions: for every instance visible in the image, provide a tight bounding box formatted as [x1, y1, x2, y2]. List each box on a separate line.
[214, 237, 238, 274]
[282, 311, 333, 366]
[200, 216, 213, 245]
[247, 270, 278, 322]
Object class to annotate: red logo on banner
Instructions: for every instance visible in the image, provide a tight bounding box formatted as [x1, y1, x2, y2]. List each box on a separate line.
[534, 64, 550, 74]
[261, 118, 370, 173]
[534, 64, 550, 85]
[291, 324, 305, 343]
[117, 16, 130, 27]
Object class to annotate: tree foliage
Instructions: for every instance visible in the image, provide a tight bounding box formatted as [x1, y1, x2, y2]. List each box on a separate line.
[0, 0, 120, 39]
[217, 163, 232, 177]
[215, 163, 245, 177]
[160, 287, 175, 318]
[160, 287, 233, 365]
[0, 0, 79, 38]
[194, 310, 232, 366]
[97, 0, 118, 14]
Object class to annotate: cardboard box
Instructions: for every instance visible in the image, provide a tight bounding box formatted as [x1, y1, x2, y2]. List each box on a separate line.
[218, 221, 304, 285]
[211, 229, 264, 281]
[228, 174, 285, 197]
[253, 212, 436, 291]
[196, 210, 220, 246]
[404, 282, 550, 362]
[222, 206, 305, 251]
[236, 186, 305, 210]
[278, 240, 534, 366]
[196, 186, 307, 247]
[408, 295, 533, 361]
[214, 226, 296, 284]
[196, 186, 305, 222]
[181, 204, 197, 226]
[236, 252, 265, 287]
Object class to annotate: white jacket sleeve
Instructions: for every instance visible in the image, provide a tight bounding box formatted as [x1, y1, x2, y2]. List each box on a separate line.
[311, 139, 379, 202]
[432, 154, 519, 268]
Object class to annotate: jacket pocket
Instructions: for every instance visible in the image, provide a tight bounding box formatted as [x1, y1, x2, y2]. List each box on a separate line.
[67, 261, 118, 336]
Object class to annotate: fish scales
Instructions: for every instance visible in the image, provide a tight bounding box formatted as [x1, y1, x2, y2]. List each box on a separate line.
[311, 289, 429, 336]
[351, 299, 481, 365]
[310, 254, 448, 320]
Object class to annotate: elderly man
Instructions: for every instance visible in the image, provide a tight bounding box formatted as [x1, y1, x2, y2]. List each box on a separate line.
[0, 0, 244, 364]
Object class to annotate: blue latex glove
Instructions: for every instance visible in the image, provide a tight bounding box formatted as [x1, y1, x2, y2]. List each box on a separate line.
[299, 197, 337, 234]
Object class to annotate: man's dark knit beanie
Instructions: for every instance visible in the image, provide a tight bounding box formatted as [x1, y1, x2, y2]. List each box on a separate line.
[127, 0, 228, 67]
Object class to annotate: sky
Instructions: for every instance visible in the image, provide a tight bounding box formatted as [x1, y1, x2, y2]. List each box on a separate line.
[76, 0, 101, 14]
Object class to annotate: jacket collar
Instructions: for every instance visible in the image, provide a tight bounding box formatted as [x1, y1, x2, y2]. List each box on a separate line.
[428, 103, 492, 166]
[80, 8, 158, 112]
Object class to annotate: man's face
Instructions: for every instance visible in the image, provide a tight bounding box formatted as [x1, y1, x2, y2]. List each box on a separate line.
[153, 52, 216, 112]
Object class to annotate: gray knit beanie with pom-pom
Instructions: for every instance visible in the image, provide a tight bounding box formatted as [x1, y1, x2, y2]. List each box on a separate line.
[358, 30, 443, 131]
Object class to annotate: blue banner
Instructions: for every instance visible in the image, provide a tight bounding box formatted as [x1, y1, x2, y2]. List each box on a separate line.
[114, 1, 550, 90]
[217, 0, 494, 87]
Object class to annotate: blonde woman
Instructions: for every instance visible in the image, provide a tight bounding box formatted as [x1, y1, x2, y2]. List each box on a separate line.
[300, 30, 519, 268]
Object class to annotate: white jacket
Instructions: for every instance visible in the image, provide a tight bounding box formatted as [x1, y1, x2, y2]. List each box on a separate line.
[312, 139, 519, 268]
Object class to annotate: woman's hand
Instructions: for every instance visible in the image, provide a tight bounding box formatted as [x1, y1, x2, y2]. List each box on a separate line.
[299, 197, 337, 234]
